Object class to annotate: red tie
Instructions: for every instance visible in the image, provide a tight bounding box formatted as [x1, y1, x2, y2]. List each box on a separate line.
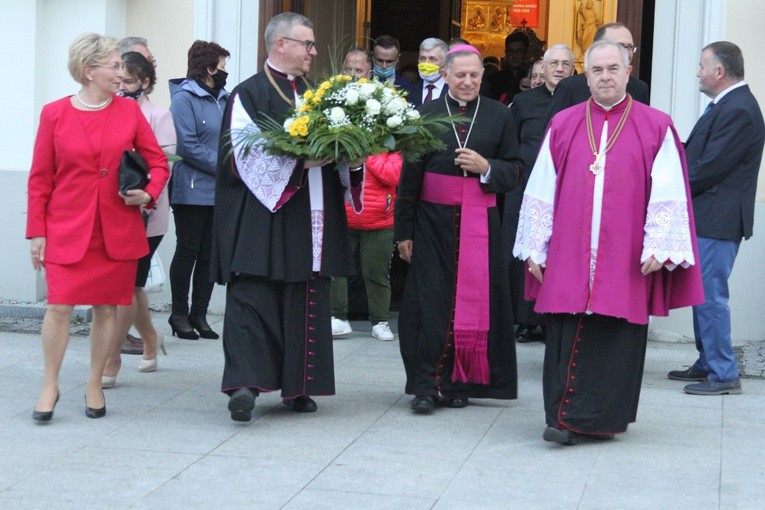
[424, 84, 435, 103]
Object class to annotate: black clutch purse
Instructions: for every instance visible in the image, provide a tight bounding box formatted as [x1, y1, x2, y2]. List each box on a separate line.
[119, 150, 149, 195]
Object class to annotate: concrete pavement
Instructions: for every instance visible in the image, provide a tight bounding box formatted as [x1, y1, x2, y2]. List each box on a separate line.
[1, 313, 764, 509]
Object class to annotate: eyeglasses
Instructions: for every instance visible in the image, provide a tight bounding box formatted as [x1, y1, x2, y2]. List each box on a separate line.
[282, 37, 316, 52]
[620, 43, 639, 54]
[93, 62, 121, 72]
[546, 59, 573, 69]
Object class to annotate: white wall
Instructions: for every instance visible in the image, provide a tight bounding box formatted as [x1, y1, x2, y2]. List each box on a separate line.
[649, 0, 765, 343]
[0, 0, 127, 301]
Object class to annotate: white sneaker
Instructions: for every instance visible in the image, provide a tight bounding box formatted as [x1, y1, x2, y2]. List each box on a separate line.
[371, 322, 395, 341]
[331, 317, 352, 337]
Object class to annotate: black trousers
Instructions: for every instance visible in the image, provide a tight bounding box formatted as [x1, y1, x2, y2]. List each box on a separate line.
[169, 204, 215, 316]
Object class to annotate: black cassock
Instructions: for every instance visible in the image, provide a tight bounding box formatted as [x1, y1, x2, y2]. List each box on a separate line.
[394, 94, 522, 399]
[505, 85, 553, 327]
[212, 68, 355, 398]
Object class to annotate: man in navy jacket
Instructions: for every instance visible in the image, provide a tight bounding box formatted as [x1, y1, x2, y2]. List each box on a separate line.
[669, 41, 765, 395]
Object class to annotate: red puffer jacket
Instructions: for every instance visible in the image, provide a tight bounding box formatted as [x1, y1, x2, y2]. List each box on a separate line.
[345, 152, 402, 230]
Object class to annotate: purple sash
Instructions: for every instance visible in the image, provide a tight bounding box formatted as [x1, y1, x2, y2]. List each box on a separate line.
[421, 172, 495, 385]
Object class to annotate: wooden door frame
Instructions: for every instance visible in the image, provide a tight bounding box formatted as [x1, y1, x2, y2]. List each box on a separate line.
[617, 0, 643, 77]
[258, 1, 309, 69]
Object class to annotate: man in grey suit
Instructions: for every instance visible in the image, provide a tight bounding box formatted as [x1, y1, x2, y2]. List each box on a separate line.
[669, 41, 765, 395]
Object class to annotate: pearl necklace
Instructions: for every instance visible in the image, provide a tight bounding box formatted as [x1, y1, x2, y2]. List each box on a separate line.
[76, 91, 112, 109]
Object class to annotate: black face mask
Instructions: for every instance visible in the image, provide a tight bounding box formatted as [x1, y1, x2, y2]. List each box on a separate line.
[212, 70, 228, 90]
[118, 87, 144, 101]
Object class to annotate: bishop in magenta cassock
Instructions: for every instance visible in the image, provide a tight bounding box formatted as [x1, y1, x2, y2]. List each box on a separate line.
[513, 41, 704, 445]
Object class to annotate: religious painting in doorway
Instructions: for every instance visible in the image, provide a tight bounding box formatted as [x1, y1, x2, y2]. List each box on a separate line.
[461, 0, 541, 59]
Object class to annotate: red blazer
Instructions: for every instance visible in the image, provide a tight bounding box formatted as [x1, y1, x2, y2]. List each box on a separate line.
[26, 96, 169, 264]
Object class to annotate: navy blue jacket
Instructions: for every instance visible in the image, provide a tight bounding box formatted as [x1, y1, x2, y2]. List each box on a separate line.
[686, 84, 765, 240]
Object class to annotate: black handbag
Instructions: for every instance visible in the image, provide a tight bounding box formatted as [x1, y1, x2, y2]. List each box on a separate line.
[119, 150, 149, 195]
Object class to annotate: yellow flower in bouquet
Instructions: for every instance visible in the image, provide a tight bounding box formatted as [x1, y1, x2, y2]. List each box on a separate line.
[233, 74, 451, 163]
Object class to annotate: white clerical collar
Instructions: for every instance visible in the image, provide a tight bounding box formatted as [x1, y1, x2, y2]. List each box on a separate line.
[447, 91, 468, 107]
[265, 59, 296, 81]
[594, 94, 627, 111]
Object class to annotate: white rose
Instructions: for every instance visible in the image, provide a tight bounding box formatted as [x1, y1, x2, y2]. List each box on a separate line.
[283, 117, 294, 131]
[359, 83, 376, 99]
[384, 97, 406, 115]
[366, 99, 381, 115]
[345, 88, 359, 105]
[328, 107, 347, 123]
[386, 115, 403, 128]
[407, 109, 421, 120]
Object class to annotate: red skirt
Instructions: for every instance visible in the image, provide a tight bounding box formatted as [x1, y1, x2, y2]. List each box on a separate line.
[45, 213, 137, 306]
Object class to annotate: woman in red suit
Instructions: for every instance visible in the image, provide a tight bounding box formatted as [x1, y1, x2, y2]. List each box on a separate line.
[26, 33, 169, 422]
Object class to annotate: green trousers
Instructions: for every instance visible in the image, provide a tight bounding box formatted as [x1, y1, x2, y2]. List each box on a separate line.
[330, 228, 394, 324]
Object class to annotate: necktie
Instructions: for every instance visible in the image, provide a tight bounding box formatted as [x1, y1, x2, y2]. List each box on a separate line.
[702, 100, 715, 116]
[424, 84, 435, 103]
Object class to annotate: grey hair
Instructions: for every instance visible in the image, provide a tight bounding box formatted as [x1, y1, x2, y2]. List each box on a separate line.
[120, 36, 148, 54]
[704, 41, 745, 80]
[419, 38, 448, 61]
[544, 43, 574, 64]
[265, 12, 313, 52]
[443, 49, 483, 71]
[584, 40, 629, 70]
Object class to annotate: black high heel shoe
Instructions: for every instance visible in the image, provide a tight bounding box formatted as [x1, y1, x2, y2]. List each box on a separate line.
[33, 392, 60, 423]
[188, 315, 219, 339]
[85, 391, 106, 419]
[168, 314, 199, 340]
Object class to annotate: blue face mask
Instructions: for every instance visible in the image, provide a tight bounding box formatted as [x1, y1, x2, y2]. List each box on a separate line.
[374, 65, 396, 80]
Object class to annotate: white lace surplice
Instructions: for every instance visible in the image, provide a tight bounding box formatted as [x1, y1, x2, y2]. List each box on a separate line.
[641, 128, 695, 270]
[229, 93, 365, 272]
[513, 131, 556, 265]
[514, 122, 695, 283]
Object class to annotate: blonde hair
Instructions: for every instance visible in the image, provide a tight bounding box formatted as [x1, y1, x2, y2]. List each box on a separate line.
[68, 33, 120, 85]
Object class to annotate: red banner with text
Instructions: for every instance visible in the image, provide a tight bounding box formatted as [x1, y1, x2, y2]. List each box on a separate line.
[509, 0, 539, 28]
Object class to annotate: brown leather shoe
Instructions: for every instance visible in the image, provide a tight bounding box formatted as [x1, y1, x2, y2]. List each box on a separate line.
[120, 333, 143, 355]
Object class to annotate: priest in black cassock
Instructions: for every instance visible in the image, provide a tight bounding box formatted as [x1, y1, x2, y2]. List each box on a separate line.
[504, 44, 575, 343]
[395, 45, 522, 414]
[212, 12, 363, 422]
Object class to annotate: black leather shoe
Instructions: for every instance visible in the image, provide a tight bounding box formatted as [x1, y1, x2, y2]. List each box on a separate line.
[228, 388, 257, 422]
[411, 395, 435, 414]
[440, 396, 469, 408]
[668, 367, 708, 381]
[168, 315, 199, 340]
[543, 426, 578, 445]
[515, 326, 532, 343]
[85, 391, 106, 419]
[121, 333, 143, 355]
[282, 396, 317, 413]
[33, 392, 59, 423]
[189, 315, 219, 339]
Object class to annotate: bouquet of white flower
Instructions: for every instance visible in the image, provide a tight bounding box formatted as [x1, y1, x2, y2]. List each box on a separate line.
[234, 74, 450, 163]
